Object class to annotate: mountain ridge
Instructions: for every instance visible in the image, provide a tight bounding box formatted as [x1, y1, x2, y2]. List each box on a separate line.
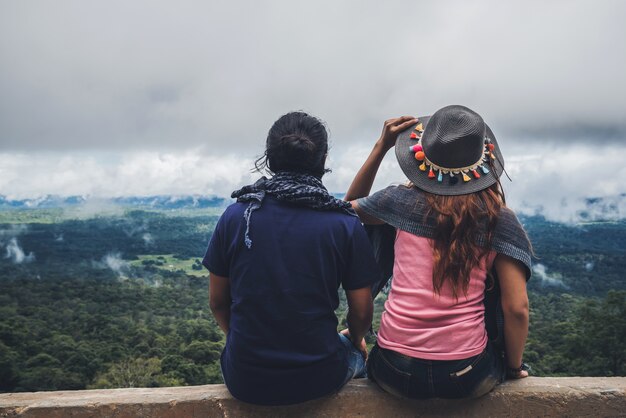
[1, 193, 625, 223]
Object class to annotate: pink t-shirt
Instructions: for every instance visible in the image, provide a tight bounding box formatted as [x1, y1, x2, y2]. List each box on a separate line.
[377, 230, 496, 360]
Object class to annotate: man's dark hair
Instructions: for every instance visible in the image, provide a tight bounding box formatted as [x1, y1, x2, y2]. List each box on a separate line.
[255, 111, 329, 178]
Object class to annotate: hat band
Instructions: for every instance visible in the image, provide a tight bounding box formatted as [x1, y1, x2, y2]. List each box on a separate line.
[410, 137, 494, 182]
[422, 148, 487, 174]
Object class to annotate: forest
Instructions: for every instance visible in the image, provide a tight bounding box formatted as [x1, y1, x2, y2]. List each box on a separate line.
[0, 205, 625, 392]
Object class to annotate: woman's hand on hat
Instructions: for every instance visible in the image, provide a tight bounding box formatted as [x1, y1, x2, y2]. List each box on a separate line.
[378, 116, 418, 151]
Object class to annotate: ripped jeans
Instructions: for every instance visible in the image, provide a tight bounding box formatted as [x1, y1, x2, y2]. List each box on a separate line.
[367, 341, 504, 399]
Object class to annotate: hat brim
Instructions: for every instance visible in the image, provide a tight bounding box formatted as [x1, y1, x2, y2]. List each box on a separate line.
[395, 116, 505, 196]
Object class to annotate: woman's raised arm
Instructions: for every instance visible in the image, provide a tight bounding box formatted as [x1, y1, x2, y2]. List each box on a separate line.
[344, 116, 416, 201]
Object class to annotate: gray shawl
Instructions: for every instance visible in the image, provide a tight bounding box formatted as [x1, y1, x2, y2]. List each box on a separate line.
[356, 184, 532, 278]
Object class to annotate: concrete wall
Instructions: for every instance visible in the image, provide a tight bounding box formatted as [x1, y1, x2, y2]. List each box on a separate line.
[1, 378, 625, 418]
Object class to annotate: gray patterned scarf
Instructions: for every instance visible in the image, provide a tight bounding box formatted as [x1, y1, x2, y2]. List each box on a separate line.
[232, 171, 355, 249]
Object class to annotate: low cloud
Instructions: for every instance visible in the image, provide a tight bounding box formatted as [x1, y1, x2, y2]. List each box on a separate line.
[122, 219, 148, 238]
[93, 252, 130, 278]
[142, 233, 154, 247]
[502, 142, 626, 223]
[1, 142, 625, 224]
[0, 151, 256, 200]
[327, 141, 626, 224]
[0, 226, 35, 264]
[4, 237, 35, 264]
[532, 263, 569, 289]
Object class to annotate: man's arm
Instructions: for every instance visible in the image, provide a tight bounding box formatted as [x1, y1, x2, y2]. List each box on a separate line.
[209, 272, 231, 335]
[345, 287, 374, 359]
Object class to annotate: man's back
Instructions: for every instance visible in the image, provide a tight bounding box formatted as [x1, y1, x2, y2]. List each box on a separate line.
[203, 197, 378, 405]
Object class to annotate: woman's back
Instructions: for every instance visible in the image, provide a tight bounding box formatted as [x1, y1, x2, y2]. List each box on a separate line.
[378, 230, 496, 360]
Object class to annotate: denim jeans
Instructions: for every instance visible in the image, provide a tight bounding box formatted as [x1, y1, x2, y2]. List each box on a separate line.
[338, 333, 367, 386]
[367, 341, 504, 399]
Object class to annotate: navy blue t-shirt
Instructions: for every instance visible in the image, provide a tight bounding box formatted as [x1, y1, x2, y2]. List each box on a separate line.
[203, 197, 379, 405]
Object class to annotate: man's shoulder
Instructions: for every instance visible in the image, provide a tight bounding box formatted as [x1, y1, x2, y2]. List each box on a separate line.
[222, 201, 247, 216]
[215, 201, 247, 228]
[265, 197, 358, 222]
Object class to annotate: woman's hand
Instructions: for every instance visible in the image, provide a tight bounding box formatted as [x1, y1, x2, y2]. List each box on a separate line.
[508, 369, 529, 379]
[507, 364, 530, 379]
[377, 116, 418, 151]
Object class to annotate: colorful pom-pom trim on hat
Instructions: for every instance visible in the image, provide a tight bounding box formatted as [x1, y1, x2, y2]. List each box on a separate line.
[409, 119, 423, 140]
[408, 135, 494, 184]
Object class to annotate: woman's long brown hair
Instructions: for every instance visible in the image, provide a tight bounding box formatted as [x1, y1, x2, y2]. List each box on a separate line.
[424, 183, 505, 300]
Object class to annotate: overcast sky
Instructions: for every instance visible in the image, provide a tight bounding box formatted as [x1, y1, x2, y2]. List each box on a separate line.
[1, 0, 625, 221]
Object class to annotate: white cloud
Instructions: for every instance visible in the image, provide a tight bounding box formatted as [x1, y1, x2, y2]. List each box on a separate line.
[0, 1, 625, 151]
[0, 226, 35, 264]
[0, 151, 257, 199]
[4, 237, 35, 264]
[142, 233, 154, 247]
[93, 252, 130, 278]
[532, 263, 569, 289]
[0, 1, 625, 222]
[1, 140, 624, 223]
[502, 142, 626, 222]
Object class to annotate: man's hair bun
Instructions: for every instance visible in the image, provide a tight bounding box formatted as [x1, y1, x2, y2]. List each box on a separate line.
[279, 133, 315, 154]
[255, 112, 329, 178]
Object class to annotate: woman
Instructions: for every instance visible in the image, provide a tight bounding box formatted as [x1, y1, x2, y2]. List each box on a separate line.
[346, 105, 531, 399]
[203, 111, 380, 405]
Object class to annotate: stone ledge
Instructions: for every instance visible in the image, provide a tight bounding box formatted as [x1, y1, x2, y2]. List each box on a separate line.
[1, 377, 625, 418]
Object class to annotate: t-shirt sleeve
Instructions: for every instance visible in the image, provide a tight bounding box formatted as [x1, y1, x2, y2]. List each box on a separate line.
[342, 220, 382, 290]
[202, 214, 230, 277]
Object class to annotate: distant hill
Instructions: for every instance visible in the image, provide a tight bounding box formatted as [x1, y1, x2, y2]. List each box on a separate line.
[519, 215, 625, 295]
[0, 195, 228, 210]
[2, 193, 624, 222]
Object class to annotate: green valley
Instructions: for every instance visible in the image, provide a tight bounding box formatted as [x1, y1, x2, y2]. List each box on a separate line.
[0, 204, 624, 392]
